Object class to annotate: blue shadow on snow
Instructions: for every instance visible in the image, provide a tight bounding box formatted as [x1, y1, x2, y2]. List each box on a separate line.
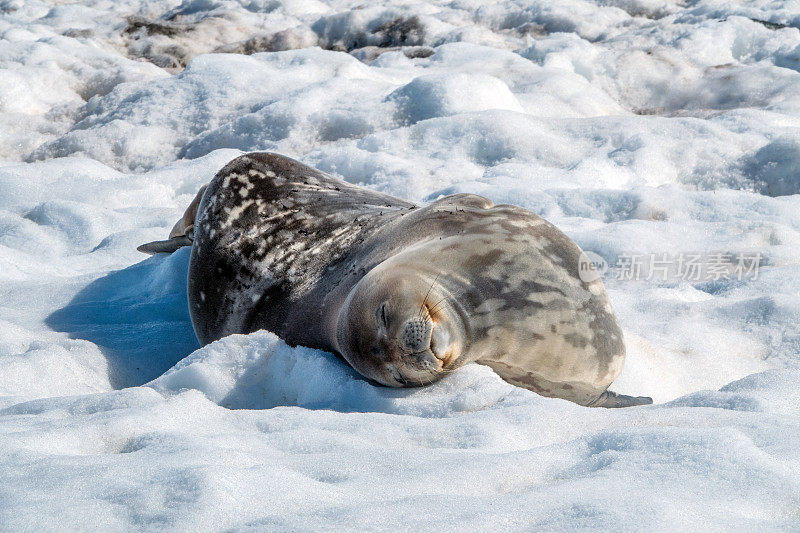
[46, 247, 200, 389]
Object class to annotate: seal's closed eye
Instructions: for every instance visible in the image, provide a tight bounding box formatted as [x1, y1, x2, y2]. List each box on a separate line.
[377, 302, 389, 329]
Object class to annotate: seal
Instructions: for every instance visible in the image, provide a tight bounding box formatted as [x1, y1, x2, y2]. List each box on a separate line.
[139, 152, 652, 407]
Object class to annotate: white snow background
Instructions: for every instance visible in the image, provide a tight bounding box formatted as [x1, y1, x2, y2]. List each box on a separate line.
[1, 0, 800, 530]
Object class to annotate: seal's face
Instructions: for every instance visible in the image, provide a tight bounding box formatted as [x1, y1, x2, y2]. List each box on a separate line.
[337, 266, 462, 387]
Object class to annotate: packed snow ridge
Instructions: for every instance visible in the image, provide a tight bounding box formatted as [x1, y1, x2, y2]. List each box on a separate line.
[0, 0, 799, 530]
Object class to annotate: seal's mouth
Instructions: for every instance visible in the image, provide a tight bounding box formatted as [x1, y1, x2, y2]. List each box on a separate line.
[386, 324, 455, 387]
[385, 362, 440, 387]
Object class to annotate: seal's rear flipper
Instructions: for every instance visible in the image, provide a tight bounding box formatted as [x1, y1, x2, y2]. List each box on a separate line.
[138, 185, 207, 255]
[137, 235, 192, 255]
[589, 390, 653, 408]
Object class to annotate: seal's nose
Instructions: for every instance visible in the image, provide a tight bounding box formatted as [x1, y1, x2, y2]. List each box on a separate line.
[399, 318, 432, 354]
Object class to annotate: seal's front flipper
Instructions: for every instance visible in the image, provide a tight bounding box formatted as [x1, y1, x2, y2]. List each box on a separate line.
[588, 390, 653, 408]
[137, 235, 192, 255]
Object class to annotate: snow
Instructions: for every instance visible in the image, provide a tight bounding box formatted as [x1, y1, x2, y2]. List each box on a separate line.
[387, 73, 525, 124]
[1, 0, 799, 530]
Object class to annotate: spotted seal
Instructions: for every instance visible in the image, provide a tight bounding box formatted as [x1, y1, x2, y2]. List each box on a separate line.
[139, 152, 652, 407]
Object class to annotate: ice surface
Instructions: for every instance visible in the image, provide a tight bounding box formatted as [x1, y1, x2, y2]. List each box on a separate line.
[1, 0, 799, 530]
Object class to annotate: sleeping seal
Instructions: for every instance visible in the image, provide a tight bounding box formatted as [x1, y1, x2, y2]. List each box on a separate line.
[139, 152, 651, 407]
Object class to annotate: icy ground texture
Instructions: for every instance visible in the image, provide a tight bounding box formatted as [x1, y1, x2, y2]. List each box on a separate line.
[1, 0, 800, 530]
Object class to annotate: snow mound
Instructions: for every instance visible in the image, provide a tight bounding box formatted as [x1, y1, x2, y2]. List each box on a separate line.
[388, 73, 524, 124]
[149, 331, 517, 416]
[740, 135, 800, 196]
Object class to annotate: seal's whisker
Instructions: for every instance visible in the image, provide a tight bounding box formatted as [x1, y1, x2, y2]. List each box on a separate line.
[418, 272, 441, 319]
[427, 296, 448, 317]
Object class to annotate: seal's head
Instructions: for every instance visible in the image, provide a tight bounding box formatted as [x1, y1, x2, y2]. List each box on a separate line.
[336, 262, 465, 387]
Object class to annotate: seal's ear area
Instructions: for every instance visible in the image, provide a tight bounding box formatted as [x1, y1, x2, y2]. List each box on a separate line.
[137, 235, 192, 255]
[588, 390, 653, 408]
